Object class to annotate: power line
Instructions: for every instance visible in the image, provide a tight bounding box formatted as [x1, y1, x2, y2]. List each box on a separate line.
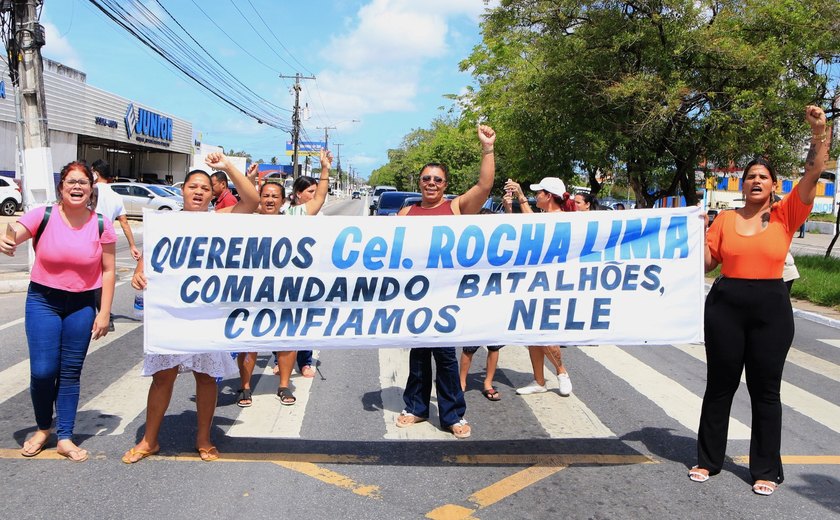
[86, 0, 291, 131]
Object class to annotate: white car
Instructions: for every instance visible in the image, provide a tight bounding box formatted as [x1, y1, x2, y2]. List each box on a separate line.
[0, 177, 22, 216]
[110, 182, 183, 217]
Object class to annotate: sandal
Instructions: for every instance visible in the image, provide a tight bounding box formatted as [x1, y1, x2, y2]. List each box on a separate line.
[275, 387, 296, 405]
[301, 365, 316, 378]
[21, 433, 50, 458]
[752, 481, 778, 496]
[122, 446, 160, 464]
[56, 448, 89, 463]
[236, 388, 253, 408]
[395, 411, 427, 428]
[482, 387, 501, 401]
[197, 446, 220, 462]
[449, 419, 471, 439]
[688, 466, 710, 483]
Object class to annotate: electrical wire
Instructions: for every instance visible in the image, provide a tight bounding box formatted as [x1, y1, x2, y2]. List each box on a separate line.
[86, 0, 291, 131]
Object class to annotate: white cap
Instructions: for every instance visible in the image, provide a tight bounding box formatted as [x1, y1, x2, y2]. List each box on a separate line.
[529, 177, 566, 196]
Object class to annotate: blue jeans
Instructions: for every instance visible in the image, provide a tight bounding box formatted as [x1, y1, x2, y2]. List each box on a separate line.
[297, 350, 313, 371]
[25, 282, 95, 440]
[402, 347, 466, 428]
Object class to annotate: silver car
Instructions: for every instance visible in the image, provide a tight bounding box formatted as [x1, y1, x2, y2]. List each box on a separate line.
[109, 182, 183, 217]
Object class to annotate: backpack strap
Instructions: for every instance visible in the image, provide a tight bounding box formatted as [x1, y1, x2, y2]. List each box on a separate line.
[32, 207, 104, 250]
[33, 205, 52, 250]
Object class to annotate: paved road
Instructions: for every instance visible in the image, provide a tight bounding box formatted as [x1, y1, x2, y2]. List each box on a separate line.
[0, 199, 839, 519]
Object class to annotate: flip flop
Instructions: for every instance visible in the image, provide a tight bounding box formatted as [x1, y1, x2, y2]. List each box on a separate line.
[688, 466, 710, 483]
[482, 387, 501, 401]
[122, 447, 160, 464]
[20, 435, 50, 458]
[57, 448, 89, 463]
[395, 411, 427, 428]
[197, 446, 220, 462]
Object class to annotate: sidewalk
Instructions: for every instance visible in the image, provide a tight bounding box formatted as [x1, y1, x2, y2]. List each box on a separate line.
[2, 212, 839, 328]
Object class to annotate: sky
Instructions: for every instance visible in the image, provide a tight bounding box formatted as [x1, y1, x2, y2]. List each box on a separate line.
[38, 0, 495, 180]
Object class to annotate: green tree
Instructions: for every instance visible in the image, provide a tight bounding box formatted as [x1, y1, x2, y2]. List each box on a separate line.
[369, 117, 495, 195]
[460, 0, 840, 208]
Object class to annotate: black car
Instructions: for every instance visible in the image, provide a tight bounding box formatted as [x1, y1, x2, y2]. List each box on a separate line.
[352, 191, 361, 199]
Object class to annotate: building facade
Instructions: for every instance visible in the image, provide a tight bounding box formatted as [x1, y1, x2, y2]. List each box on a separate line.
[1, 59, 192, 184]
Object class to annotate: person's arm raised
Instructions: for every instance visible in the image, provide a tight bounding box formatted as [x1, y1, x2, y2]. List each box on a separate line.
[798, 105, 829, 206]
[455, 125, 497, 215]
[205, 152, 259, 214]
[306, 148, 334, 215]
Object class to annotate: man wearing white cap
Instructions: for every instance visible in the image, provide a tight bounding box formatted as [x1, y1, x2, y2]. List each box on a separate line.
[504, 177, 575, 396]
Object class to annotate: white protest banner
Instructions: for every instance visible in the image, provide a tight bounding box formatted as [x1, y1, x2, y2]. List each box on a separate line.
[142, 206, 704, 354]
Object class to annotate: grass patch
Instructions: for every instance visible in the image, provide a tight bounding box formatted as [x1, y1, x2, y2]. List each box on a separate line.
[790, 255, 840, 309]
[704, 255, 840, 310]
[807, 213, 837, 223]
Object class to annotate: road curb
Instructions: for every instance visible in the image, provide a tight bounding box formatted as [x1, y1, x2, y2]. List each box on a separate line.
[792, 308, 840, 330]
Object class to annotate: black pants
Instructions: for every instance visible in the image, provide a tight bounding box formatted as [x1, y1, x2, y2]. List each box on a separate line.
[698, 278, 793, 484]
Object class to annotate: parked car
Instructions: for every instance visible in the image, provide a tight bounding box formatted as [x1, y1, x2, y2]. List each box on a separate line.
[0, 177, 22, 216]
[376, 191, 421, 216]
[484, 196, 539, 214]
[399, 196, 422, 211]
[352, 191, 361, 199]
[110, 182, 183, 217]
[370, 185, 397, 215]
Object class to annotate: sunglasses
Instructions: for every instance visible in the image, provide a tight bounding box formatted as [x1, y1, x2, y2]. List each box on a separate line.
[420, 175, 445, 185]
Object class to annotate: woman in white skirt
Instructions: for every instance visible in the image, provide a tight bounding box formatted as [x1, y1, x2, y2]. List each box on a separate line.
[122, 152, 259, 463]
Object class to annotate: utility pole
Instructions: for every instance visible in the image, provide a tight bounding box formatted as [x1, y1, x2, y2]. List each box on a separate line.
[279, 72, 315, 178]
[7, 0, 55, 210]
[317, 125, 336, 149]
[333, 143, 343, 194]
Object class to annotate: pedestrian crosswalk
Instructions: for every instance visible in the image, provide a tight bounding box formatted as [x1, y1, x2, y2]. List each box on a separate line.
[2, 320, 840, 445]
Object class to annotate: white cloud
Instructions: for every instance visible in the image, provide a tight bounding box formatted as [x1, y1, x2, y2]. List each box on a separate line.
[41, 23, 84, 70]
[313, 0, 491, 122]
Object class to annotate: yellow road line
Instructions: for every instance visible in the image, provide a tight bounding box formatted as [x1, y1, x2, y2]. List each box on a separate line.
[426, 464, 568, 520]
[468, 462, 567, 508]
[732, 455, 840, 465]
[443, 454, 657, 465]
[271, 460, 381, 499]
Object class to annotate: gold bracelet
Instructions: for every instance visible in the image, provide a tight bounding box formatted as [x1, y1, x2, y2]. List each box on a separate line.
[812, 132, 828, 144]
[482, 148, 494, 155]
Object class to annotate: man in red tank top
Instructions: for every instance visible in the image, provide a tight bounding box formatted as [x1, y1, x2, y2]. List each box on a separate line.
[394, 125, 497, 439]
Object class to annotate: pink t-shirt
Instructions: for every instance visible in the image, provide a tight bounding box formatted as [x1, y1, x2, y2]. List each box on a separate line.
[19, 205, 117, 292]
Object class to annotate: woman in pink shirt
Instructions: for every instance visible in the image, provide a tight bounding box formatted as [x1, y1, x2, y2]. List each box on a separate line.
[0, 161, 117, 462]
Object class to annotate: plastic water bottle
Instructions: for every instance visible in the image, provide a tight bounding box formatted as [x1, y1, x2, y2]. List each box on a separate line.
[133, 290, 144, 319]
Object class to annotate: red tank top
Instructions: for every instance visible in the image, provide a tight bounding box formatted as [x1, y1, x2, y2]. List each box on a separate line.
[405, 200, 455, 216]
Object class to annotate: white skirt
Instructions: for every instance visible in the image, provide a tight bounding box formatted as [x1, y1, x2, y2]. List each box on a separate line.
[142, 353, 238, 378]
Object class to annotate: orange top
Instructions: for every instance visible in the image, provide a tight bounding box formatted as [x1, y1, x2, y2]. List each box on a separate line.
[707, 184, 812, 279]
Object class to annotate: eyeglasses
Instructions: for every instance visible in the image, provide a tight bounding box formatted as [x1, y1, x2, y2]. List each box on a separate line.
[420, 175, 445, 185]
[63, 179, 90, 187]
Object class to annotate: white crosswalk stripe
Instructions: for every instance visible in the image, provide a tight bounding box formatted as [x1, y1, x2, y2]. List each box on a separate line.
[0, 322, 142, 407]
[674, 344, 840, 435]
[75, 359, 147, 436]
[582, 344, 752, 439]
[3, 327, 840, 443]
[226, 352, 317, 438]
[380, 347, 451, 440]
[496, 346, 614, 438]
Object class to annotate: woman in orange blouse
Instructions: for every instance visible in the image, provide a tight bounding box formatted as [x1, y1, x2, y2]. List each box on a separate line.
[689, 106, 828, 496]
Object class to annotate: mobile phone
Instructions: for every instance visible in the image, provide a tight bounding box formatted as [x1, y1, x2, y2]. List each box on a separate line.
[5, 223, 14, 241]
